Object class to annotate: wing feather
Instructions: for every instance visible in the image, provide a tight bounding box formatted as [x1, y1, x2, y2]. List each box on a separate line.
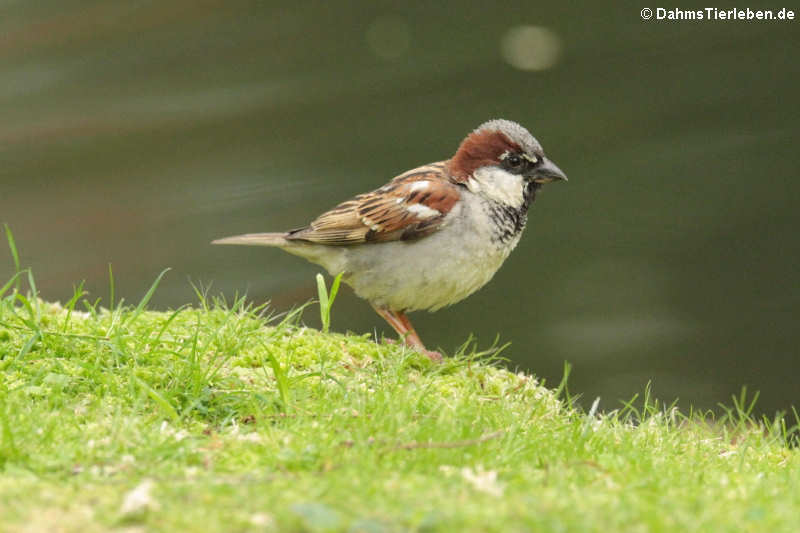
[287, 162, 461, 245]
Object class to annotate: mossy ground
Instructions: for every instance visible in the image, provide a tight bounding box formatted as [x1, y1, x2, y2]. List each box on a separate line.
[1, 275, 798, 533]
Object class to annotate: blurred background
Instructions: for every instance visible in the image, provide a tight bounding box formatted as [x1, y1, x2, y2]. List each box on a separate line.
[1, 1, 798, 415]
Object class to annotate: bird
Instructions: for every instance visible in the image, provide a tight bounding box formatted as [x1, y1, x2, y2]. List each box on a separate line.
[213, 119, 566, 361]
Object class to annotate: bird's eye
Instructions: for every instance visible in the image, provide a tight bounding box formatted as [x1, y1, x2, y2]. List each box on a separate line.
[505, 154, 523, 170]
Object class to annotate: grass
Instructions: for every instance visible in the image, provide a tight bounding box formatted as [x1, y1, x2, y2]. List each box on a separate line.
[1, 232, 799, 532]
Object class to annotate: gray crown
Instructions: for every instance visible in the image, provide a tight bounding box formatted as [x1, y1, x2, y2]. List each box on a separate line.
[474, 119, 542, 155]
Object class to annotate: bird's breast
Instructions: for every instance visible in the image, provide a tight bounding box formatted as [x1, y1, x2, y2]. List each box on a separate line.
[338, 194, 524, 312]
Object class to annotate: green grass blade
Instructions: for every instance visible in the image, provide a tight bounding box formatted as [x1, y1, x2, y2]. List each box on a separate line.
[134, 376, 180, 422]
[266, 350, 289, 410]
[0, 271, 24, 300]
[3, 225, 21, 294]
[554, 360, 573, 406]
[13, 292, 40, 331]
[108, 263, 115, 311]
[62, 281, 86, 333]
[3, 224, 20, 274]
[144, 307, 187, 357]
[316, 272, 343, 334]
[26, 269, 40, 322]
[122, 268, 171, 327]
[328, 272, 342, 308]
[316, 273, 330, 333]
[16, 331, 41, 362]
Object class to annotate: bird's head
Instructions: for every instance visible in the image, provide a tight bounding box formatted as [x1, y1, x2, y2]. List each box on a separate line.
[446, 119, 566, 206]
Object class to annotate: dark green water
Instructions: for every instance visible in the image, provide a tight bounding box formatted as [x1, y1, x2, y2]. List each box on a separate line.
[2, 1, 799, 414]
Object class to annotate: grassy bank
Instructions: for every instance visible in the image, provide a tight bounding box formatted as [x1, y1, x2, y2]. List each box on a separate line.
[0, 266, 799, 531]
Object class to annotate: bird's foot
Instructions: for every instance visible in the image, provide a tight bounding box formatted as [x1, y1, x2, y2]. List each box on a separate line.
[381, 337, 443, 363]
[372, 307, 443, 363]
[421, 349, 443, 363]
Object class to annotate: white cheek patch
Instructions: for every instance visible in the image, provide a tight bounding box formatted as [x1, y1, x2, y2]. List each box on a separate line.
[408, 180, 430, 192]
[406, 203, 441, 219]
[471, 167, 526, 208]
[465, 177, 482, 194]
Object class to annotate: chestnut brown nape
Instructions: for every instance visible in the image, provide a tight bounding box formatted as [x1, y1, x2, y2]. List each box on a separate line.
[446, 129, 521, 180]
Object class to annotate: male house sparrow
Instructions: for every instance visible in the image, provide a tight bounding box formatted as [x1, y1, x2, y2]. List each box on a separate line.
[213, 119, 566, 360]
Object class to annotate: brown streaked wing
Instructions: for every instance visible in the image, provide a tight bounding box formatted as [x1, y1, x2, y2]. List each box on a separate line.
[286, 162, 461, 245]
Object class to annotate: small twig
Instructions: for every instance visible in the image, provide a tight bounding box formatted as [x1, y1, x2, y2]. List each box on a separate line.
[386, 429, 506, 452]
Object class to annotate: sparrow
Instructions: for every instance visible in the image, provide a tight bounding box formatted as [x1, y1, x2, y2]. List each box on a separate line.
[213, 119, 566, 361]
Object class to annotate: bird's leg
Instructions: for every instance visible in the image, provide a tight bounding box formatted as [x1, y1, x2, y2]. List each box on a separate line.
[393, 313, 427, 351]
[371, 305, 443, 362]
[371, 305, 408, 341]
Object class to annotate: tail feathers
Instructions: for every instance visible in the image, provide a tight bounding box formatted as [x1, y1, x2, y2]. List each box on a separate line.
[211, 232, 290, 247]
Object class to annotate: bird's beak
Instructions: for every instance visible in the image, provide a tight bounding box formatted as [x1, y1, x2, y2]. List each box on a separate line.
[530, 157, 568, 184]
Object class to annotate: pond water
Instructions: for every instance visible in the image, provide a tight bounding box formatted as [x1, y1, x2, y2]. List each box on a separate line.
[2, 2, 799, 414]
